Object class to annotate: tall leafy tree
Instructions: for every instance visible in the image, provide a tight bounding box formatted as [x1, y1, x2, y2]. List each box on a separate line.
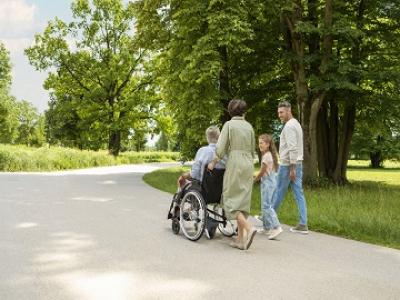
[0, 43, 19, 143]
[135, 0, 400, 184]
[135, 0, 285, 158]
[26, 0, 153, 155]
[15, 100, 44, 146]
[278, 0, 400, 184]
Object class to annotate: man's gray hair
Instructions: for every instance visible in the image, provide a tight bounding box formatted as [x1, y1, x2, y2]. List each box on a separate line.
[206, 126, 220, 144]
[278, 101, 292, 109]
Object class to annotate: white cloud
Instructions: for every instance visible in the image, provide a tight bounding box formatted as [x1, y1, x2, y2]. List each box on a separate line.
[0, 37, 31, 52]
[0, 0, 36, 38]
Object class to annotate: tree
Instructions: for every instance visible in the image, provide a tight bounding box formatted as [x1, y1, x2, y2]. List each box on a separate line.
[15, 100, 43, 146]
[0, 43, 20, 143]
[134, 0, 285, 158]
[278, 0, 400, 184]
[26, 0, 153, 155]
[351, 84, 400, 167]
[135, 0, 400, 185]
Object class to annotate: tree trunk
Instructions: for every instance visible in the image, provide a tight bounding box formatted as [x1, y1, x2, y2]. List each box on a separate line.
[370, 151, 383, 168]
[370, 135, 384, 168]
[218, 46, 231, 124]
[317, 100, 329, 177]
[109, 129, 121, 156]
[282, 2, 317, 183]
[331, 0, 365, 183]
[332, 104, 356, 184]
[327, 97, 338, 175]
[308, 0, 333, 180]
[307, 0, 320, 74]
[107, 97, 121, 156]
[309, 93, 325, 178]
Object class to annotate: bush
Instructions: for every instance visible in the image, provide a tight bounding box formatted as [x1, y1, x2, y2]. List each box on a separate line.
[0, 144, 179, 172]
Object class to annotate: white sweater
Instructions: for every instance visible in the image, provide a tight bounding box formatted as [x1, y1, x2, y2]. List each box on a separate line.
[279, 118, 304, 165]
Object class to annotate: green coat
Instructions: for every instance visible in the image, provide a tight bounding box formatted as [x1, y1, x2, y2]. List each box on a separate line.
[216, 116, 255, 220]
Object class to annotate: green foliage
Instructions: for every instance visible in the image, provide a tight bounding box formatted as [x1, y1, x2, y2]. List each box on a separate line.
[25, 0, 155, 155]
[0, 42, 45, 146]
[0, 43, 18, 143]
[0, 144, 179, 171]
[351, 125, 400, 167]
[155, 131, 169, 151]
[134, 0, 285, 159]
[0, 43, 12, 91]
[15, 101, 45, 146]
[16, 0, 400, 180]
[0, 95, 20, 144]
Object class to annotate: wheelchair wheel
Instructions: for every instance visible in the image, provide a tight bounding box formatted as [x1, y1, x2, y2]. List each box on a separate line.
[171, 219, 180, 234]
[179, 190, 206, 241]
[218, 220, 236, 237]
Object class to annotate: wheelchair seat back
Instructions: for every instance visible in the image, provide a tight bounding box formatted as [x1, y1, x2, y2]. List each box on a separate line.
[201, 167, 225, 204]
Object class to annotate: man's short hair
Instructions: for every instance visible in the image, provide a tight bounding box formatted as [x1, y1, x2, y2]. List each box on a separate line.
[206, 126, 220, 144]
[278, 101, 291, 109]
[228, 99, 247, 117]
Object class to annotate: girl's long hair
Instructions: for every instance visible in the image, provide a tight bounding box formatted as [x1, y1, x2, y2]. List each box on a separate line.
[259, 134, 279, 172]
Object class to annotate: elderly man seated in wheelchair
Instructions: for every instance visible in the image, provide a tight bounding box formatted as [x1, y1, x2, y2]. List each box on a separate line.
[168, 126, 235, 241]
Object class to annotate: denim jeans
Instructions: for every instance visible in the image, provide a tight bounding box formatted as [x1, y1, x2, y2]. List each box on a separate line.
[273, 164, 308, 225]
[260, 172, 280, 230]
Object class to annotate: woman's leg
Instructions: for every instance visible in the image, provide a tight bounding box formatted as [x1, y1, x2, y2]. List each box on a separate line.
[237, 212, 257, 249]
[236, 216, 244, 243]
[237, 212, 253, 239]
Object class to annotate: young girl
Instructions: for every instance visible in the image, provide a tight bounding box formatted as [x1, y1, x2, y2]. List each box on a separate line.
[254, 134, 283, 240]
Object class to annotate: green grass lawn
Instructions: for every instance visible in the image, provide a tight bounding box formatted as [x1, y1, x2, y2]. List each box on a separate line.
[143, 160, 400, 249]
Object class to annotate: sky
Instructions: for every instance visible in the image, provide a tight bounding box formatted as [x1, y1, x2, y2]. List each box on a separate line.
[0, 0, 73, 112]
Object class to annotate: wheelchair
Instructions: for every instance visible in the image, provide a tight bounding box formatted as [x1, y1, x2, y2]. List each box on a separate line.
[167, 167, 236, 241]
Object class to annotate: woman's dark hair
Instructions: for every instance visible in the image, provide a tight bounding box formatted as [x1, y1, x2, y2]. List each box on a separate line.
[228, 99, 247, 117]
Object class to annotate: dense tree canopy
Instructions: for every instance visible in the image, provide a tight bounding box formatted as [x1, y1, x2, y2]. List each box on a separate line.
[14, 0, 400, 184]
[134, 0, 400, 184]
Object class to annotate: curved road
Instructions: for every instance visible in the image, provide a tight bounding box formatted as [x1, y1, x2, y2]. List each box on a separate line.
[0, 163, 399, 300]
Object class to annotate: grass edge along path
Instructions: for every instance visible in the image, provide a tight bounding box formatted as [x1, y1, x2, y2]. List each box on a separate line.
[143, 162, 400, 250]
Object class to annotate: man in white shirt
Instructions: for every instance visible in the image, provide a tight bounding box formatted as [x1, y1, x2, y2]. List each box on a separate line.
[273, 101, 309, 234]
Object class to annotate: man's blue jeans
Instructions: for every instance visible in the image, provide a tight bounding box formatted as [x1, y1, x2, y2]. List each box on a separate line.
[273, 164, 308, 225]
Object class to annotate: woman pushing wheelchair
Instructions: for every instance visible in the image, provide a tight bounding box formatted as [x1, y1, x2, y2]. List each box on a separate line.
[208, 99, 257, 250]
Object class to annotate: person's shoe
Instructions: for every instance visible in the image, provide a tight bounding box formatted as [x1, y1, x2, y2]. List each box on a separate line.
[244, 228, 257, 250]
[229, 240, 245, 250]
[256, 228, 265, 233]
[263, 228, 273, 236]
[268, 226, 283, 240]
[257, 228, 272, 235]
[290, 224, 309, 234]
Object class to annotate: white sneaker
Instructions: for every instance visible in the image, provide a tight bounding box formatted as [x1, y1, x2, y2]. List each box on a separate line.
[268, 227, 283, 240]
[265, 229, 273, 235]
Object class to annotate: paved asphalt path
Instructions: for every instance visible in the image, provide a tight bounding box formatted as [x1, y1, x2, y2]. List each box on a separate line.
[0, 163, 399, 300]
